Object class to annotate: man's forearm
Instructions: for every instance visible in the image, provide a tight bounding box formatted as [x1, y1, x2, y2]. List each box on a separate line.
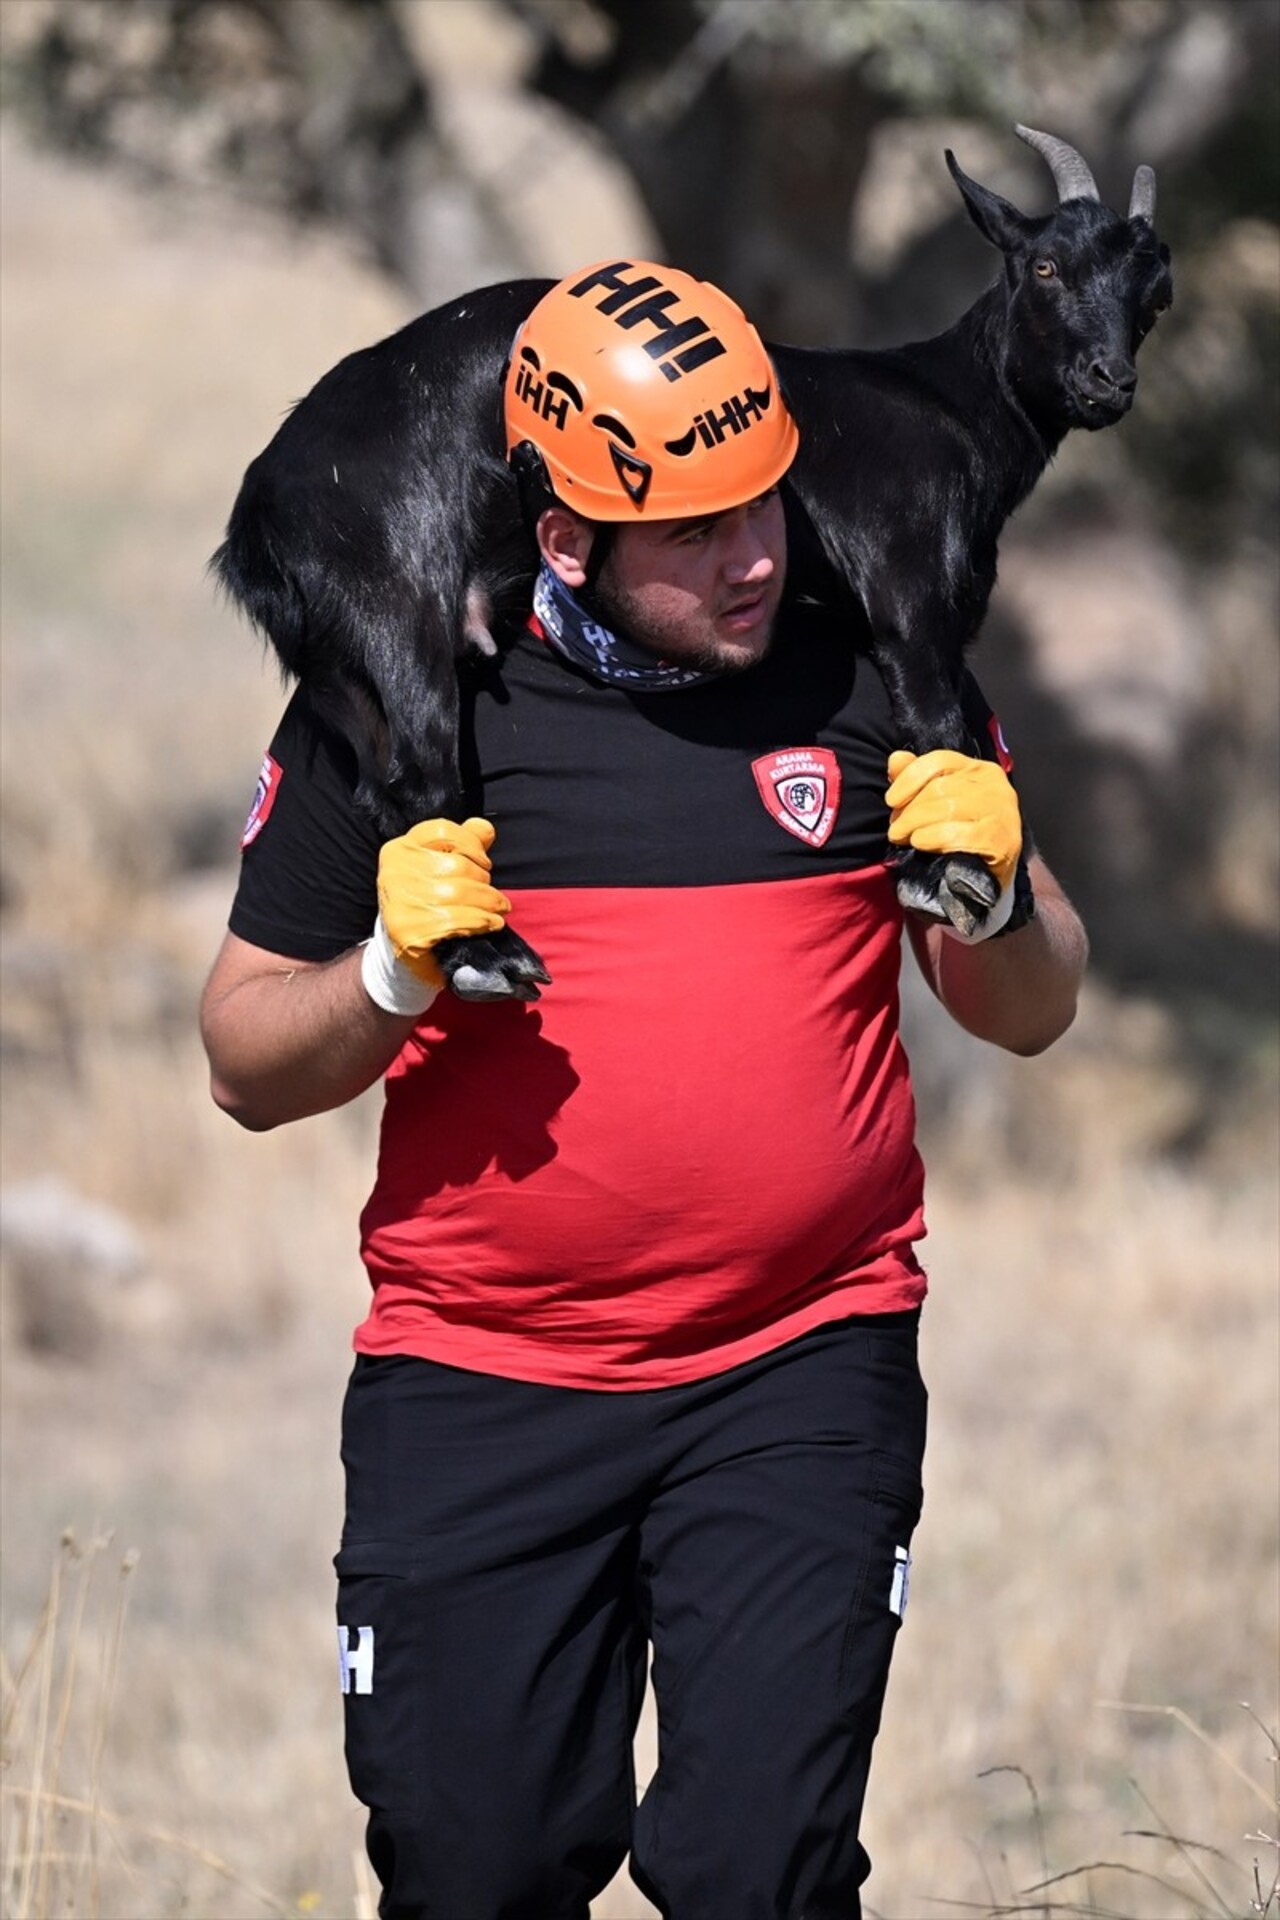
[907, 857, 1088, 1056]
[200, 936, 419, 1131]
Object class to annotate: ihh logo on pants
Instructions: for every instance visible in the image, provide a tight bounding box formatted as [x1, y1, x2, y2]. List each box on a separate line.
[889, 1547, 911, 1620]
[337, 1624, 375, 1695]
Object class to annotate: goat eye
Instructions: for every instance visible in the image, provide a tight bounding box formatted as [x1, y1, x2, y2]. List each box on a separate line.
[1033, 259, 1057, 280]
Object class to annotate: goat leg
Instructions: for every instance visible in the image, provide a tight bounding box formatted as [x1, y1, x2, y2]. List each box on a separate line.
[866, 609, 1002, 938]
[372, 647, 554, 1005]
[375, 771, 555, 1003]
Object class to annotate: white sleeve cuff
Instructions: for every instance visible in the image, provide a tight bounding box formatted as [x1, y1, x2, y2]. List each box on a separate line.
[939, 872, 1016, 944]
[360, 917, 439, 1017]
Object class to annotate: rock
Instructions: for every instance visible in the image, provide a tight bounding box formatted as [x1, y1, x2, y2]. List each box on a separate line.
[0, 1178, 146, 1359]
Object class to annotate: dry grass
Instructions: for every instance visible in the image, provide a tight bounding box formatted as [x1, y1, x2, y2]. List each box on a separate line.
[0, 1532, 379, 1920]
[853, 1169, 1278, 1920]
[1, 1535, 291, 1920]
[2, 112, 1277, 1920]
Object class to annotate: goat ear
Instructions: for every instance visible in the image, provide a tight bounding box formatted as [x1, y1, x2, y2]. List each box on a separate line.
[946, 151, 1036, 255]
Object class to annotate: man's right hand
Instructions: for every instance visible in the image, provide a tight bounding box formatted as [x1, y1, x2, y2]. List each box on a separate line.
[364, 817, 512, 1012]
[202, 818, 515, 1130]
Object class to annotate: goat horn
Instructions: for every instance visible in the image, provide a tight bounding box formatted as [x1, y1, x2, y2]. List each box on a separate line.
[1014, 124, 1100, 203]
[1129, 163, 1157, 223]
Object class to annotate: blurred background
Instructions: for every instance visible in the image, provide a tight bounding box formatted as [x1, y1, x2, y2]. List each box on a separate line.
[1, 2, 1276, 1916]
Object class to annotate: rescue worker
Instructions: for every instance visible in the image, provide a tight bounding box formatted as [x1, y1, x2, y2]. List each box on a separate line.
[202, 262, 1087, 1920]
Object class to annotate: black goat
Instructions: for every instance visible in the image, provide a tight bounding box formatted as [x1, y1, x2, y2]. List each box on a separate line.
[215, 125, 1171, 997]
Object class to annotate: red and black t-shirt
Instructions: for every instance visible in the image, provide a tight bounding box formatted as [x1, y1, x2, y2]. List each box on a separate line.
[231, 600, 1007, 1389]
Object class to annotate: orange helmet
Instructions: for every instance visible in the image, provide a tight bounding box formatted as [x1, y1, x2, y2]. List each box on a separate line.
[503, 260, 799, 522]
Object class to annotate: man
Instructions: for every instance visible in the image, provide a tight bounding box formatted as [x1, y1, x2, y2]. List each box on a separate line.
[202, 262, 1087, 1920]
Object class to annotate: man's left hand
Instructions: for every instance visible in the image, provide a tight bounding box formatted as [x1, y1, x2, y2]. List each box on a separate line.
[884, 749, 1022, 891]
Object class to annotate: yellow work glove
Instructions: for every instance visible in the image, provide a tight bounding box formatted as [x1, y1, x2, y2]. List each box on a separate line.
[361, 817, 512, 1014]
[885, 750, 1022, 938]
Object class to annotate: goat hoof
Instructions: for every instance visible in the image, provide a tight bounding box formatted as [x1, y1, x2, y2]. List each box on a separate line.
[893, 850, 952, 926]
[449, 963, 536, 1002]
[893, 849, 997, 938]
[436, 928, 552, 1004]
[942, 853, 999, 913]
[935, 883, 983, 941]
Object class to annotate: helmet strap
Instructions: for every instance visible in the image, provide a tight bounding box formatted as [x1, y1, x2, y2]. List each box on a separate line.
[579, 521, 615, 600]
[510, 441, 559, 539]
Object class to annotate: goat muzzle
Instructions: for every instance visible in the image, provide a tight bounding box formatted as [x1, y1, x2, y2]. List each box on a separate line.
[1071, 354, 1137, 421]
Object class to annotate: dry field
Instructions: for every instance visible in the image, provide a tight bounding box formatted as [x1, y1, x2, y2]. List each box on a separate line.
[2, 122, 1277, 1920]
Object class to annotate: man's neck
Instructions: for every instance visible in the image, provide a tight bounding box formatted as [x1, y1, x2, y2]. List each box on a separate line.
[531, 563, 721, 692]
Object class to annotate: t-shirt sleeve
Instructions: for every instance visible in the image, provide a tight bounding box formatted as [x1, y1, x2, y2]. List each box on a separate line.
[228, 685, 381, 961]
[959, 667, 1038, 873]
[959, 669, 1017, 774]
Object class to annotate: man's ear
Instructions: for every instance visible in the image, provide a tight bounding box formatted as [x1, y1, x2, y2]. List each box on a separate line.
[537, 507, 594, 589]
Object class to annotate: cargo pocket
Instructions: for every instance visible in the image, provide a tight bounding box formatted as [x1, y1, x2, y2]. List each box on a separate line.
[334, 1540, 426, 1814]
[838, 1450, 924, 1720]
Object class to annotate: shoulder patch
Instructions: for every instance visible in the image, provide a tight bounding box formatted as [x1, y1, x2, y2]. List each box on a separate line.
[987, 713, 1014, 773]
[241, 752, 283, 850]
[751, 747, 841, 848]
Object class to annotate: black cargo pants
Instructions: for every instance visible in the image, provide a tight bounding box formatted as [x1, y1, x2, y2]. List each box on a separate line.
[336, 1311, 927, 1920]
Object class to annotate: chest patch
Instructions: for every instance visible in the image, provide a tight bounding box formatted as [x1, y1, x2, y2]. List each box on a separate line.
[751, 747, 841, 848]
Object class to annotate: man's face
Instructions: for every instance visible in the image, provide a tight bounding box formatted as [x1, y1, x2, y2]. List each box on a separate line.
[592, 489, 788, 675]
